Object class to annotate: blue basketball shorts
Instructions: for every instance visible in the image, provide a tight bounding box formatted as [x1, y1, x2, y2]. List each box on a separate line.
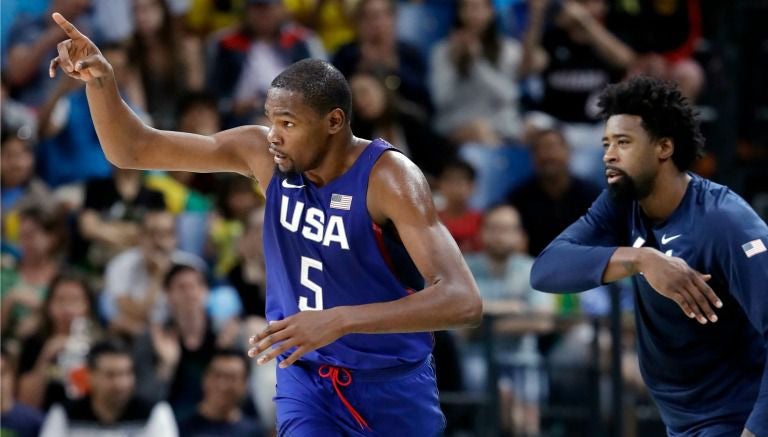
[274, 356, 446, 436]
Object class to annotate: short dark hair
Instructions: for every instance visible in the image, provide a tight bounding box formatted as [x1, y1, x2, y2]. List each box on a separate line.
[271, 59, 352, 121]
[87, 339, 132, 370]
[440, 159, 477, 182]
[163, 263, 205, 290]
[208, 348, 250, 378]
[598, 76, 705, 171]
[177, 91, 218, 119]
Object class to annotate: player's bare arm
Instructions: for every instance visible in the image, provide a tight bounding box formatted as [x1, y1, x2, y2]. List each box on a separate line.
[603, 246, 721, 324]
[49, 13, 275, 186]
[249, 151, 483, 367]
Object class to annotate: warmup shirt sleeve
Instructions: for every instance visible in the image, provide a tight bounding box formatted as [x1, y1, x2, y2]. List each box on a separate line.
[709, 203, 768, 436]
[531, 190, 627, 293]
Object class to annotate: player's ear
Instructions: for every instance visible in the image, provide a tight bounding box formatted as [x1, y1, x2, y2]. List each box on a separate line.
[657, 137, 674, 161]
[327, 108, 345, 134]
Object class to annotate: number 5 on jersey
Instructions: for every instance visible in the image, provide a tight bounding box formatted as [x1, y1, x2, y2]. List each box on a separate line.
[299, 256, 323, 311]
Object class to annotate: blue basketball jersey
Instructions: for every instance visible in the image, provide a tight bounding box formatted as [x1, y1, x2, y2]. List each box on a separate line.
[263, 139, 433, 370]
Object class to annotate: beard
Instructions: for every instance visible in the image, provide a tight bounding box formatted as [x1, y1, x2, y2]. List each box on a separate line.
[607, 168, 653, 201]
[275, 165, 300, 179]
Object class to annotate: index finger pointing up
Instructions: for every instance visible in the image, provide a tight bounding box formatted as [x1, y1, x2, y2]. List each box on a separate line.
[52, 13, 84, 40]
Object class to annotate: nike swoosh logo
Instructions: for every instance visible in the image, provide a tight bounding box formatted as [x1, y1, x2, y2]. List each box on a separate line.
[282, 179, 305, 189]
[661, 234, 682, 245]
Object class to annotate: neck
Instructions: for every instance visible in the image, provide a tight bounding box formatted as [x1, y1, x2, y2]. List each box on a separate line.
[639, 171, 691, 221]
[91, 397, 124, 424]
[198, 401, 240, 422]
[1, 392, 13, 413]
[177, 310, 207, 349]
[303, 132, 359, 187]
[486, 254, 509, 276]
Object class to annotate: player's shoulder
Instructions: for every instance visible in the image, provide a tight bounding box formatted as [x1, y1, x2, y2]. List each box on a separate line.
[691, 175, 763, 229]
[692, 176, 749, 217]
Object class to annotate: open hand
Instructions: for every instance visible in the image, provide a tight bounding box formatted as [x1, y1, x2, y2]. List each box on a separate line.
[640, 249, 721, 324]
[248, 308, 346, 368]
[49, 13, 111, 82]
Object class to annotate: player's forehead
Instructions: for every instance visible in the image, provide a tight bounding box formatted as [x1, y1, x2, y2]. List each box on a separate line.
[265, 88, 310, 118]
[603, 114, 646, 140]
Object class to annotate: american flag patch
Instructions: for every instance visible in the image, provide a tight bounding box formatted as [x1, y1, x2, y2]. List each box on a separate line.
[742, 238, 767, 258]
[330, 193, 352, 210]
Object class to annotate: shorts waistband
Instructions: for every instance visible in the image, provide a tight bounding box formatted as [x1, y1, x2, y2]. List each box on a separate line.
[291, 355, 432, 382]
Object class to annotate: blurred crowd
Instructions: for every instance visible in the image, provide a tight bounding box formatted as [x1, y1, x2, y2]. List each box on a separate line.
[1, 0, 766, 436]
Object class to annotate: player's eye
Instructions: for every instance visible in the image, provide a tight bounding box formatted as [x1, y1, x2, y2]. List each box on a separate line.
[284, 121, 294, 128]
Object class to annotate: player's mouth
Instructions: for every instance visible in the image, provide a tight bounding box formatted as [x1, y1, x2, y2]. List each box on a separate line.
[605, 168, 624, 184]
[270, 147, 289, 165]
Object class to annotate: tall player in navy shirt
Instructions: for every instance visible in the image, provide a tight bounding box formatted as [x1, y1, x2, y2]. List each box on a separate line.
[49, 13, 482, 435]
[531, 76, 767, 437]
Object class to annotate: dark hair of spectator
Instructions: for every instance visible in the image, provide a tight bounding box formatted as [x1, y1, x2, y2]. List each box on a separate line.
[209, 348, 251, 378]
[39, 270, 98, 338]
[177, 91, 219, 119]
[440, 159, 477, 182]
[451, 0, 502, 78]
[355, 0, 397, 21]
[531, 127, 568, 149]
[271, 59, 352, 121]
[597, 76, 705, 171]
[163, 263, 205, 290]
[87, 339, 132, 370]
[215, 175, 257, 220]
[19, 205, 69, 258]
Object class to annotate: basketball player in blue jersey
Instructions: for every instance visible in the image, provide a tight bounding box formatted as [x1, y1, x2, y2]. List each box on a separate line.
[49, 13, 482, 435]
[531, 76, 767, 437]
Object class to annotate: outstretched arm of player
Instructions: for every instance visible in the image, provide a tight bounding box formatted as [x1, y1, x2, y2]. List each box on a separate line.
[249, 152, 483, 367]
[531, 191, 720, 324]
[48, 13, 274, 185]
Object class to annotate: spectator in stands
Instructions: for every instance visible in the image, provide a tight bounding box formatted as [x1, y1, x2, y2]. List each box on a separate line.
[350, 69, 454, 178]
[227, 206, 267, 320]
[1, 206, 67, 340]
[437, 160, 483, 253]
[102, 209, 205, 337]
[35, 43, 145, 188]
[145, 92, 219, 215]
[429, 0, 524, 146]
[2, 0, 92, 107]
[333, 0, 431, 114]
[17, 272, 101, 410]
[284, 0, 358, 53]
[1, 344, 44, 437]
[209, 0, 326, 126]
[130, 0, 205, 129]
[1, 125, 52, 251]
[185, 0, 247, 37]
[179, 348, 264, 436]
[208, 176, 262, 279]
[521, 0, 635, 126]
[506, 127, 601, 256]
[463, 204, 555, 437]
[40, 339, 178, 436]
[608, 0, 705, 102]
[132, 264, 239, 422]
[75, 167, 165, 272]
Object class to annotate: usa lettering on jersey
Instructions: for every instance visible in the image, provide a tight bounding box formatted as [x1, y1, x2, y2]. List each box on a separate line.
[279, 195, 350, 249]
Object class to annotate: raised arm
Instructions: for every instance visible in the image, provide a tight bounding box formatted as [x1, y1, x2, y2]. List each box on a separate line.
[248, 151, 483, 367]
[48, 13, 275, 185]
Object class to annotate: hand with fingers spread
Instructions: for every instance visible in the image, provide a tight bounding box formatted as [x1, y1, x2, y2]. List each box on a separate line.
[248, 308, 346, 368]
[49, 12, 111, 82]
[639, 248, 722, 324]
